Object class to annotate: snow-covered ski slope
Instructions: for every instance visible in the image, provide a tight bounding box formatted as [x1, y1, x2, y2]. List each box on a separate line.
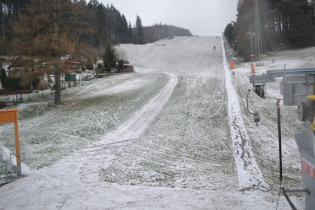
[0, 36, 305, 209]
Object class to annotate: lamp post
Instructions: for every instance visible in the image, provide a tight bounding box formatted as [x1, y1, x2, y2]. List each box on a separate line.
[247, 31, 256, 58]
[247, 31, 256, 74]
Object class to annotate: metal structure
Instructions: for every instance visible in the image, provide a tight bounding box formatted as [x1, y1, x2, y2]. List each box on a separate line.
[249, 68, 315, 210]
[295, 125, 315, 209]
[250, 68, 315, 120]
[0, 154, 21, 185]
[0, 109, 21, 185]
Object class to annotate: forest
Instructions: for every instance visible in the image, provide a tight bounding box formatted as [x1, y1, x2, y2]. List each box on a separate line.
[0, 0, 192, 56]
[0, 0, 192, 104]
[224, 0, 315, 60]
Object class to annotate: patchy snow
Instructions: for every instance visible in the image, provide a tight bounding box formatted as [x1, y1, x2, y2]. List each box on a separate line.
[99, 73, 177, 143]
[0, 36, 307, 209]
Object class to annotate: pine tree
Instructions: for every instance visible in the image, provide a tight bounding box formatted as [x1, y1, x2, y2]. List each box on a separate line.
[136, 15, 144, 44]
[228, 0, 314, 60]
[95, 3, 108, 49]
[1, 68, 7, 88]
[86, 57, 94, 70]
[128, 22, 133, 43]
[102, 42, 117, 72]
[120, 15, 129, 43]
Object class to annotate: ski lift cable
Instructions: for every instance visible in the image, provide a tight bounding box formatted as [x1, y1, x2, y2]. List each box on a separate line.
[234, 68, 254, 89]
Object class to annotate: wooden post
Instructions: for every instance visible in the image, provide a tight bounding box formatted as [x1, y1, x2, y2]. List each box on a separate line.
[14, 113, 21, 175]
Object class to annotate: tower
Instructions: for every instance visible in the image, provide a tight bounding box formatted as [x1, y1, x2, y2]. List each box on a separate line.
[254, 0, 263, 63]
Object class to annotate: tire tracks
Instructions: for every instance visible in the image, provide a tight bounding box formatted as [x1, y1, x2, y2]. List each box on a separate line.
[80, 73, 178, 182]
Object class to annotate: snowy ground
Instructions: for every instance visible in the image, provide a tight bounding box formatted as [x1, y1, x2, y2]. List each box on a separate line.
[0, 36, 309, 209]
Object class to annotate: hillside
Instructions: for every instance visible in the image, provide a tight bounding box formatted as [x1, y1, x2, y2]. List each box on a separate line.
[0, 36, 308, 209]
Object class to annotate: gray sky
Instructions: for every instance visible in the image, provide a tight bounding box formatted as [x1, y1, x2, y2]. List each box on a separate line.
[99, 0, 238, 36]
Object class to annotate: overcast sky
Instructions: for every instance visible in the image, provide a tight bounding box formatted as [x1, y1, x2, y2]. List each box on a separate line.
[99, 0, 238, 36]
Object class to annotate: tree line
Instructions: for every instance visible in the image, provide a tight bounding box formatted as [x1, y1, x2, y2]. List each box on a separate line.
[224, 0, 315, 60]
[0, 0, 192, 55]
[0, 0, 192, 104]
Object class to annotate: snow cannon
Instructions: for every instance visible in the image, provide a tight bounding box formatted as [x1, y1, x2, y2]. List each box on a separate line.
[297, 95, 315, 122]
[250, 67, 315, 209]
[286, 95, 315, 210]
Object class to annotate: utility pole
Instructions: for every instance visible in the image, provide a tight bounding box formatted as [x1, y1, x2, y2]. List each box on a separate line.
[255, 0, 263, 63]
[247, 31, 255, 74]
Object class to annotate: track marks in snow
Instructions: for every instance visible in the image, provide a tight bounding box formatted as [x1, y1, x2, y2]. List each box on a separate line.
[79, 73, 178, 183]
[99, 73, 178, 144]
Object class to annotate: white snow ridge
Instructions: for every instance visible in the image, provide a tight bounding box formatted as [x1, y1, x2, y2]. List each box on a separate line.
[222, 40, 269, 192]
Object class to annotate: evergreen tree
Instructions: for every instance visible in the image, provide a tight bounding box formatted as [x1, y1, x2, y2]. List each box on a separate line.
[142, 24, 192, 43]
[102, 42, 117, 72]
[128, 22, 133, 43]
[87, 0, 99, 8]
[120, 15, 129, 43]
[1, 68, 7, 88]
[227, 0, 314, 60]
[136, 15, 144, 44]
[95, 3, 108, 49]
[224, 23, 234, 45]
[86, 57, 94, 70]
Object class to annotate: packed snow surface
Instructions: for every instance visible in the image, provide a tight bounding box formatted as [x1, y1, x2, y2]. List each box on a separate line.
[0, 36, 308, 209]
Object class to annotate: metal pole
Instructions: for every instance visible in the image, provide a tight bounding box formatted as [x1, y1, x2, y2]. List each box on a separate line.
[277, 99, 283, 181]
[250, 33, 253, 55]
[282, 188, 297, 210]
